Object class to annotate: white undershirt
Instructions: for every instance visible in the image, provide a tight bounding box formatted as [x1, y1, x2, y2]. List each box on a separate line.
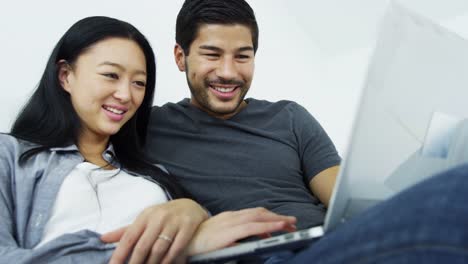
[35, 162, 168, 248]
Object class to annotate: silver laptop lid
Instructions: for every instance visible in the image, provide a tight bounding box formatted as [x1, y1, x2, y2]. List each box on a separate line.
[325, 1, 468, 231]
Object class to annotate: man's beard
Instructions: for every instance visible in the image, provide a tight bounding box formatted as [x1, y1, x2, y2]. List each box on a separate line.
[185, 72, 249, 116]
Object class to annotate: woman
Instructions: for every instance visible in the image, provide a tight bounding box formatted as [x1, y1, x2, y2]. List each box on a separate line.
[0, 16, 296, 264]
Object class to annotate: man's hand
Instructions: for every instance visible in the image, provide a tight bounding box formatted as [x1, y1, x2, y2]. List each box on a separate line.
[187, 207, 297, 256]
[101, 198, 209, 264]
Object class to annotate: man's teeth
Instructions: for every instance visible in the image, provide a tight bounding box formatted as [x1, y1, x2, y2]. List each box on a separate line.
[213, 87, 235, 93]
[104, 106, 124, 115]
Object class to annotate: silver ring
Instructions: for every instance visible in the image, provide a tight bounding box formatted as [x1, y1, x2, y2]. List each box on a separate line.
[157, 234, 173, 243]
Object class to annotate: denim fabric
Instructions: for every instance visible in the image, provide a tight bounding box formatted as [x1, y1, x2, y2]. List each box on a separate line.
[279, 163, 468, 263]
[263, 251, 296, 264]
[0, 134, 168, 264]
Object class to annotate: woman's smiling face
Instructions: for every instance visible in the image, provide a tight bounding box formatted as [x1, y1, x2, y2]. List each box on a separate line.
[59, 37, 147, 141]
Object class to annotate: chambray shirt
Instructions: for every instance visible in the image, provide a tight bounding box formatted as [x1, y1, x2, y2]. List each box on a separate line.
[0, 134, 170, 264]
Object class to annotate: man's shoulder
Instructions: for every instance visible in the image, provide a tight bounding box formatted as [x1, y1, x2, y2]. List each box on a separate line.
[150, 99, 189, 117]
[152, 99, 187, 110]
[246, 98, 305, 113]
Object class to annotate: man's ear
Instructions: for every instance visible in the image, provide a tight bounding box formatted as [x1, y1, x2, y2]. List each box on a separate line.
[57, 60, 73, 93]
[174, 44, 186, 72]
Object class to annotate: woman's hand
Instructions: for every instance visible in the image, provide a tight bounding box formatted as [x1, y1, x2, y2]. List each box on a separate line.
[101, 198, 209, 264]
[187, 207, 297, 256]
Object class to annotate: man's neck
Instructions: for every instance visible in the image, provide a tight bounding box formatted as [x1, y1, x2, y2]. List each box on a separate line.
[190, 99, 248, 120]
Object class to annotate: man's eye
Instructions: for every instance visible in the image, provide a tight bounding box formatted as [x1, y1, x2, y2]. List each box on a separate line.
[102, 73, 119, 79]
[237, 54, 250, 59]
[204, 53, 220, 57]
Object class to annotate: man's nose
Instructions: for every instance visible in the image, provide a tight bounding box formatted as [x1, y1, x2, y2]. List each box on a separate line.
[216, 57, 238, 80]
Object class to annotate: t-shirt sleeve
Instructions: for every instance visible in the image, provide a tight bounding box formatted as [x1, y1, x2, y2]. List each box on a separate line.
[289, 103, 341, 183]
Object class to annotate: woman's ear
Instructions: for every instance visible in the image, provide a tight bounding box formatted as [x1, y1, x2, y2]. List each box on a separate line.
[57, 60, 73, 93]
[174, 44, 186, 72]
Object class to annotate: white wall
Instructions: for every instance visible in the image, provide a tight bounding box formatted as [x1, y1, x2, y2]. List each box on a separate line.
[1, 0, 468, 155]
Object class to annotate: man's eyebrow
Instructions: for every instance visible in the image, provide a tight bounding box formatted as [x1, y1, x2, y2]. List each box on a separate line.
[199, 45, 222, 52]
[198, 45, 254, 53]
[98, 61, 146, 75]
[238, 46, 254, 52]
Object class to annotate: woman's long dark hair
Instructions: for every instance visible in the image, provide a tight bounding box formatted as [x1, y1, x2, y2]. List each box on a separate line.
[11, 16, 187, 199]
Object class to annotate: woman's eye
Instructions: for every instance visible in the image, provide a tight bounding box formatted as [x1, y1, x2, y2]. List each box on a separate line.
[102, 73, 119, 79]
[134, 81, 146, 88]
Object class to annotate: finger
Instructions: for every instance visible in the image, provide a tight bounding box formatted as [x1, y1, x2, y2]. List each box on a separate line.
[235, 208, 296, 223]
[101, 226, 128, 243]
[160, 226, 195, 264]
[223, 221, 290, 245]
[221, 208, 296, 227]
[144, 229, 176, 264]
[128, 224, 165, 264]
[258, 233, 272, 239]
[109, 222, 147, 264]
[246, 208, 297, 224]
[254, 223, 296, 239]
[284, 224, 297, 233]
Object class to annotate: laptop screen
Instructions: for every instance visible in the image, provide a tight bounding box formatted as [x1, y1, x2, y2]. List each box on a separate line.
[325, 1, 468, 231]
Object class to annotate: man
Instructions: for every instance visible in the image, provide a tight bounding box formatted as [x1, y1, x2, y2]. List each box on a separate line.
[145, 0, 468, 263]
[145, 0, 340, 230]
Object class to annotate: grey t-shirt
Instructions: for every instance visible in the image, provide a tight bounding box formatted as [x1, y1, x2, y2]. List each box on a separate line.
[145, 98, 341, 229]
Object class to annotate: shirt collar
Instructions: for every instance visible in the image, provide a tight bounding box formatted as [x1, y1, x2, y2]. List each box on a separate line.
[49, 144, 79, 152]
[50, 143, 117, 159]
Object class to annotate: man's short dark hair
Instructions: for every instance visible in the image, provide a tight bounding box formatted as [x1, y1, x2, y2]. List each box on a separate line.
[176, 0, 259, 55]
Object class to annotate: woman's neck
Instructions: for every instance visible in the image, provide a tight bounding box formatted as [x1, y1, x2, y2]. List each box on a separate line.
[77, 133, 113, 169]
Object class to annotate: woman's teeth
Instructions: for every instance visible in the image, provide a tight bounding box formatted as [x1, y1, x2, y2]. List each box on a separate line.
[103, 106, 124, 115]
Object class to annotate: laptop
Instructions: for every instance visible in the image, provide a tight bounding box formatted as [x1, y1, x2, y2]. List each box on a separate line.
[190, 1, 468, 263]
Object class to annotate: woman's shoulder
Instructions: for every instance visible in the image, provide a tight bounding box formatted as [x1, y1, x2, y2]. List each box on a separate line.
[0, 134, 21, 165]
[0, 133, 36, 146]
[0, 133, 38, 157]
[0, 133, 20, 148]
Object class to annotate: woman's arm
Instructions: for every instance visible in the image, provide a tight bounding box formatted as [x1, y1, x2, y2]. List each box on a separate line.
[0, 231, 114, 264]
[101, 198, 209, 264]
[0, 138, 113, 263]
[101, 202, 296, 264]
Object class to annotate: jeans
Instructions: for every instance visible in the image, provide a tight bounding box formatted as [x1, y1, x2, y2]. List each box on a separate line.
[267, 163, 468, 264]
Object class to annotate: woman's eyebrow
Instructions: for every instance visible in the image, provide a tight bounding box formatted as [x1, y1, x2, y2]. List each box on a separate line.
[98, 61, 146, 75]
